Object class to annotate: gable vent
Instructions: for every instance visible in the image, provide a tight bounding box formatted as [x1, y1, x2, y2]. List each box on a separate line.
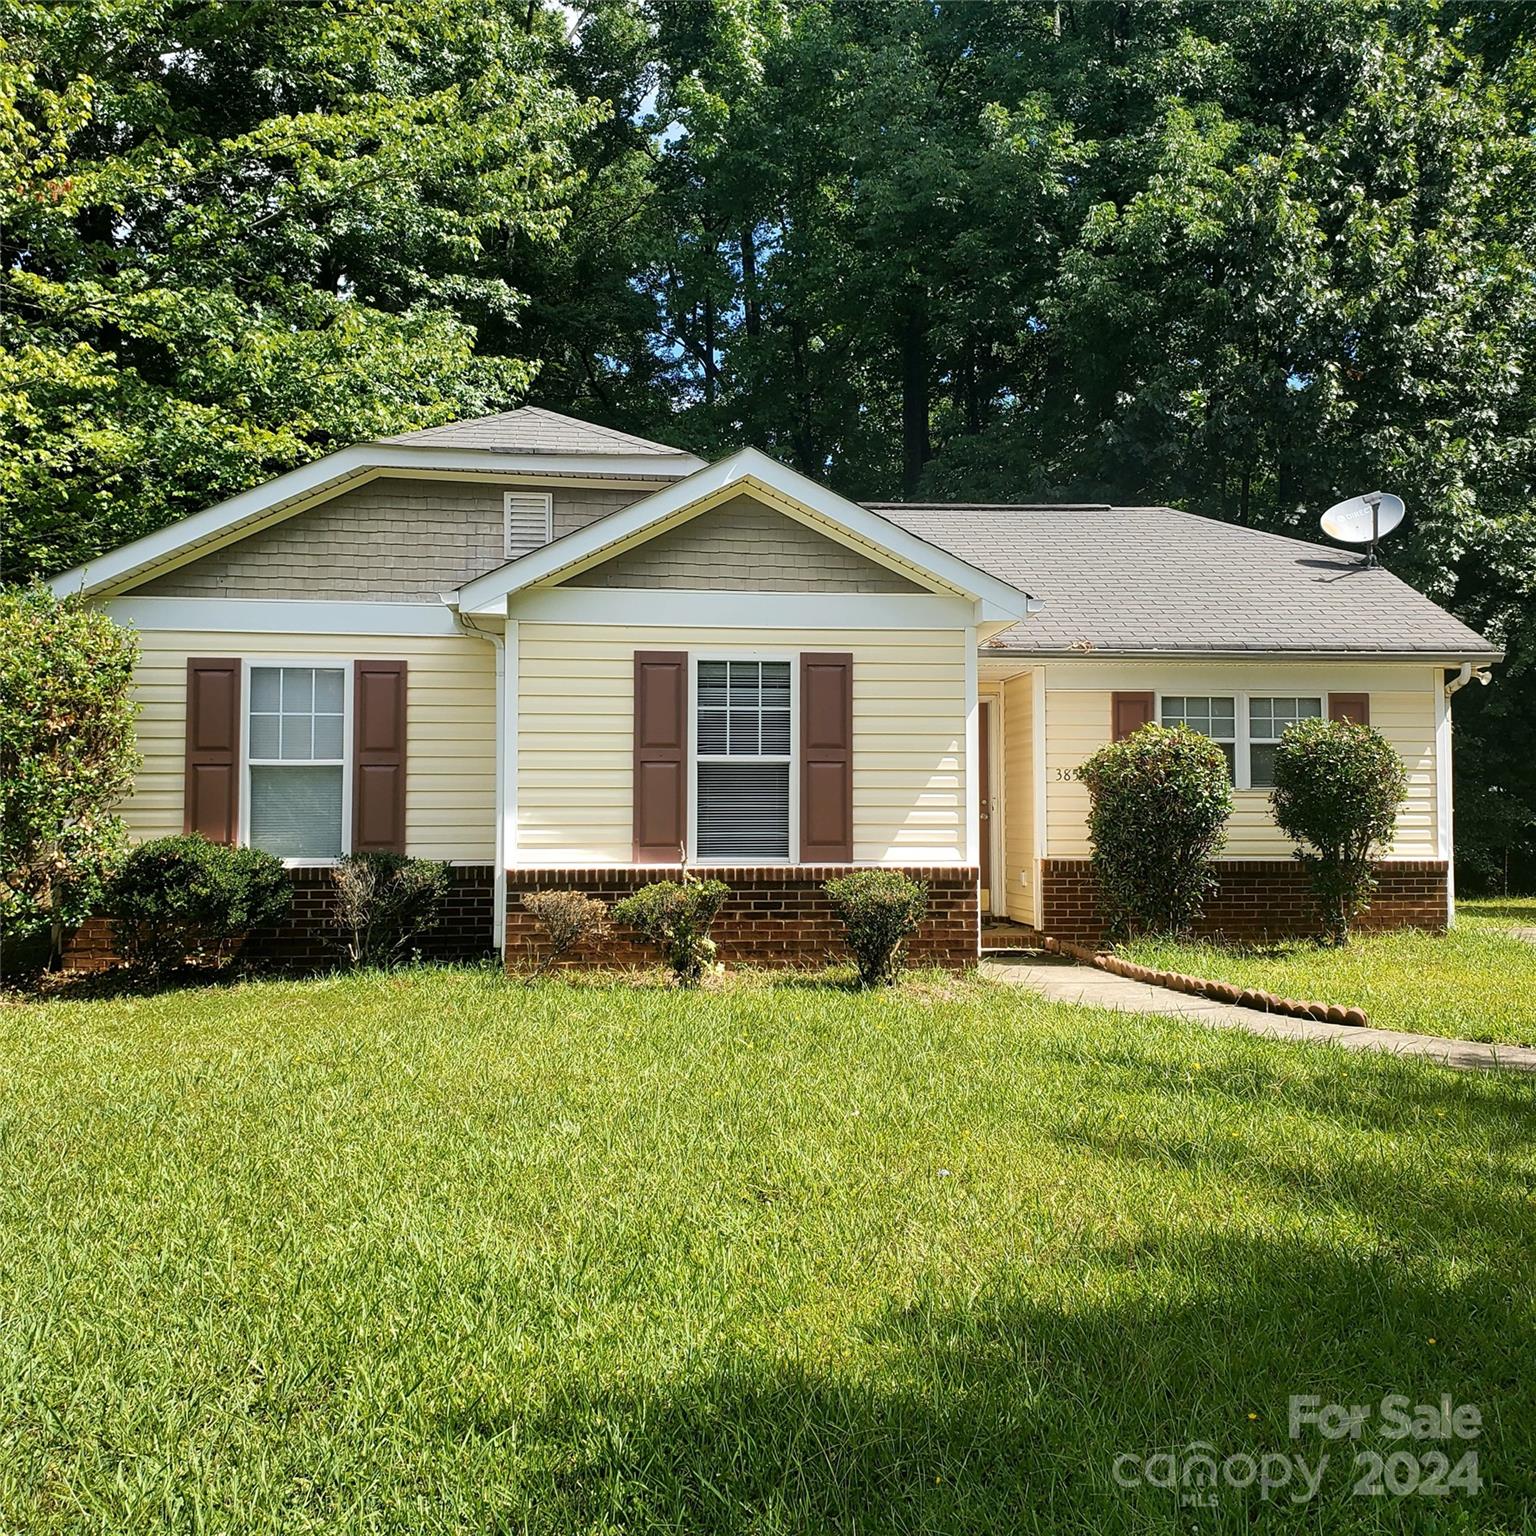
[505, 491, 554, 557]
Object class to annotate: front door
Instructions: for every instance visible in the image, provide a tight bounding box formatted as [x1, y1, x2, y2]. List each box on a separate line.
[979, 699, 993, 913]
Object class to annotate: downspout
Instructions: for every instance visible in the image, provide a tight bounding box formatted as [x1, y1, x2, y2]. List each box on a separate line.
[1439, 663, 1493, 926]
[1444, 662, 1492, 697]
[448, 598, 508, 955]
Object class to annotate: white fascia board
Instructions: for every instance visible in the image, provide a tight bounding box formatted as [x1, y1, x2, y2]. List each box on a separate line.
[498, 587, 976, 629]
[104, 596, 466, 637]
[48, 443, 705, 600]
[454, 447, 1039, 620]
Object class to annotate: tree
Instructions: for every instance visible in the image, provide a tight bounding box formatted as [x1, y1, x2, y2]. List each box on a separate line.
[1078, 724, 1233, 939]
[1271, 717, 1408, 945]
[1, 0, 598, 576]
[0, 586, 139, 966]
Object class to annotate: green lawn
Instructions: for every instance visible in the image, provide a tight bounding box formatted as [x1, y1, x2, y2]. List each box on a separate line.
[3, 969, 1533, 1533]
[1123, 902, 1536, 1048]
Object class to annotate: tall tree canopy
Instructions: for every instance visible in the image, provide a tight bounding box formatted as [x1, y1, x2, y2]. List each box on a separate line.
[4, 0, 1534, 886]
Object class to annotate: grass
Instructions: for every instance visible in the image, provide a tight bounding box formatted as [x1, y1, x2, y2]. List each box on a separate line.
[1123, 902, 1536, 1048]
[2, 967, 1534, 1533]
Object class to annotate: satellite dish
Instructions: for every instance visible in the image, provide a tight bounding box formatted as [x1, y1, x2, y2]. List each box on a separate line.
[1321, 491, 1404, 567]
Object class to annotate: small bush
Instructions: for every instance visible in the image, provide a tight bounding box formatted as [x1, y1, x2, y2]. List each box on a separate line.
[1271, 717, 1408, 944]
[824, 870, 929, 986]
[1078, 723, 1233, 938]
[612, 878, 729, 986]
[522, 889, 610, 974]
[111, 835, 291, 975]
[333, 852, 451, 969]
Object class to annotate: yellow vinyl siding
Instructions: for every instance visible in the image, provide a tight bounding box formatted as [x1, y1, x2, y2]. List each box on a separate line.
[123, 629, 496, 862]
[1041, 662, 1441, 860]
[1001, 671, 1035, 922]
[517, 625, 967, 864]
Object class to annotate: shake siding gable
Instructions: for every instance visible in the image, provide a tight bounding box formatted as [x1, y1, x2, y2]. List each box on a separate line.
[564, 494, 926, 593]
[131, 480, 651, 601]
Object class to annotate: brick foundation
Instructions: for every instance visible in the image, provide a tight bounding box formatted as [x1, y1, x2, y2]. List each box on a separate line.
[61, 865, 497, 973]
[1039, 858, 1450, 945]
[506, 866, 980, 971]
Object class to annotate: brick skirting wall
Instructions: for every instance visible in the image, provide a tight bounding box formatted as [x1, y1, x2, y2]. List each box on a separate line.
[1039, 858, 1450, 945]
[62, 865, 497, 973]
[506, 865, 981, 971]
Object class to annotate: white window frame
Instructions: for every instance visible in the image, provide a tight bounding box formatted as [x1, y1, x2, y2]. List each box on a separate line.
[1246, 694, 1324, 790]
[239, 658, 354, 867]
[504, 491, 554, 558]
[1155, 690, 1332, 791]
[687, 651, 800, 865]
[1159, 693, 1238, 782]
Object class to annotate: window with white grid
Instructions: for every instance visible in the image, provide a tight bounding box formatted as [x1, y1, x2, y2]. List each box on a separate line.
[695, 660, 792, 860]
[1160, 695, 1237, 779]
[1248, 696, 1323, 787]
[247, 666, 346, 859]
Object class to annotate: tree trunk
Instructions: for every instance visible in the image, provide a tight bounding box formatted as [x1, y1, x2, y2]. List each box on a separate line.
[741, 227, 760, 339]
[899, 296, 930, 496]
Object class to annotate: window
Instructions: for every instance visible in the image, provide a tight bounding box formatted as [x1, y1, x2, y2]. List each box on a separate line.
[1160, 695, 1236, 777]
[1248, 696, 1322, 787]
[248, 666, 346, 859]
[695, 660, 791, 859]
[505, 491, 553, 557]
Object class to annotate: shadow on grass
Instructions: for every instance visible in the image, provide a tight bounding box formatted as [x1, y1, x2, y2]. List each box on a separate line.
[1459, 902, 1536, 925]
[502, 1233, 1531, 1534]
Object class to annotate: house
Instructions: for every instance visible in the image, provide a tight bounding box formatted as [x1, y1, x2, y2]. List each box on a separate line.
[50, 407, 1501, 967]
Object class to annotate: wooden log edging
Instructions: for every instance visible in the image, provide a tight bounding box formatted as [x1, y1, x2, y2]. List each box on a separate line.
[1039, 936, 1368, 1029]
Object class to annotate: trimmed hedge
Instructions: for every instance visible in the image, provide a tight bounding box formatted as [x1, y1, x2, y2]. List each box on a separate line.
[824, 869, 929, 986]
[1078, 724, 1232, 938]
[110, 835, 291, 975]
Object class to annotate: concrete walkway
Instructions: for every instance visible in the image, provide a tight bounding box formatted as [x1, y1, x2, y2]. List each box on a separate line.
[981, 953, 1536, 1075]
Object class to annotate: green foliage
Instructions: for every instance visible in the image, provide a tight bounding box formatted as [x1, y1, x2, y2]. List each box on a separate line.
[333, 852, 451, 970]
[0, 584, 138, 963]
[612, 878, 729, 986]
[109, 835, 291, 976]
[1271, 719, 1409, 945]
[521, 889, 611, 975]
[823, 870, 929, 987]
[1, 0, 598, 575]
[1079, 725, 1233, 939]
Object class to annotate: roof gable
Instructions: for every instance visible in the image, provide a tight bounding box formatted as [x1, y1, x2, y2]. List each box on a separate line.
[452, 449, 1039, 624]
[384, 406, 686, 456]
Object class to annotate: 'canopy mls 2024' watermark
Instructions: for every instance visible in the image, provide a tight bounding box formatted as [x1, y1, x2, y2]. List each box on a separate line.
[1111, 1393, 1482, 1508]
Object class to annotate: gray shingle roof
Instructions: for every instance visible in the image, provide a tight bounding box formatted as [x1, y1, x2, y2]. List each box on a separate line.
[866, 502, 1499, 659]
[385, 406, 689, 457]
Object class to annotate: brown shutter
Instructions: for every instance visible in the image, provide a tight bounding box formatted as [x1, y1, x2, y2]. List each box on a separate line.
[352, 660, 407, 854]
[184, 658, 241, 843]
[1329, 693, 1370, 726]
[800, 652, 853, 862]
[1112, 691, 1156, 740]
[633, 651, 687, 862]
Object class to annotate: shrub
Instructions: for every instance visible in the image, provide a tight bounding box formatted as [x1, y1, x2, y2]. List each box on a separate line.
[1271, 717, 1408, 945]
[823, 870, 929, 986]
[333, 852, 451, 968]
[1078, 723, 1233, 939]
[522, 889, 610, 975]
[612, 878, 730, 986]
[0, 585, 140, 967]
[111, 835, 291, 975]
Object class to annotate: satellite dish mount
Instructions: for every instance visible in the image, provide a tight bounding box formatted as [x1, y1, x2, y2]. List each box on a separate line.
[1320, 490, 1405, 567]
